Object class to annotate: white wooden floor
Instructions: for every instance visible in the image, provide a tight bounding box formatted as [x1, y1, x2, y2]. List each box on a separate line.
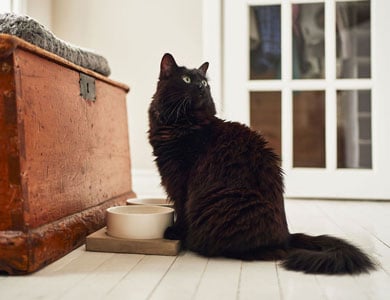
[1, 199, 390, 300]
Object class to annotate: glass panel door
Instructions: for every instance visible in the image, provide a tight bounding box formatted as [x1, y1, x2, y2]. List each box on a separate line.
[224, 0, 390, 199]
[250, 91, 282, 157]
[293, 91, 326, 168]
[250, 5, 281, 80]
[293, 3, 325, 79]
[337, 90, 372, 169]
[249, 5, 282, 158]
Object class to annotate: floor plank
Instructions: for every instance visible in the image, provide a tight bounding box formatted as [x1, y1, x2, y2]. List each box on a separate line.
[276, 264, 327, 300]
[105, 255, 177, 299]
[286, 199, 390, 300]
[193, 257, 242, 300]
[0, 250, 115, 299]
[148, 251, 209, 300]
[59, 253, 144, 300]
[1, 200, 390, 300]
[353, 269, 390, 300]
[315, 274, 370, 300]
[238, 261, 281, 300]
[317, 200, 390, 274]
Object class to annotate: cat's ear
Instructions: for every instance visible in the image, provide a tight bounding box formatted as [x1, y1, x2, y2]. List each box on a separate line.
[160, 53, 178, 78]
[198, 62, 209, 76]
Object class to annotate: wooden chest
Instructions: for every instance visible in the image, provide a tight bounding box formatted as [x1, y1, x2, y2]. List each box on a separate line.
[0, 34, 136, 274]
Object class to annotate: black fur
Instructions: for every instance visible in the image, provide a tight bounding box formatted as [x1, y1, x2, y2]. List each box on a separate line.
[148, 53, 376, 275]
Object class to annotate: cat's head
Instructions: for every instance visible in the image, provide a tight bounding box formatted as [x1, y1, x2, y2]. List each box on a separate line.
[150, 53, 216, 125]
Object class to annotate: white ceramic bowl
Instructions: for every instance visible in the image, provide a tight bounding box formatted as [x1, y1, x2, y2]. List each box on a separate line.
[106, 205, 174, 239]
[126, 197, 173, 208]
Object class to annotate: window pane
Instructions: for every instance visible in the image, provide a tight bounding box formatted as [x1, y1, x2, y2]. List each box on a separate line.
[336, 1, 371, 78]
[292, 3, 325, 79]
[293, 91, 326, 168]
[249, 6, 281, 80]
[337, 90, 372, 168]
[250, 92, 281, 158]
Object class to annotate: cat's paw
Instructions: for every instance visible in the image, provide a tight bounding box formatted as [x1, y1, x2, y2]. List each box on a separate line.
[164, 225, 185, 240]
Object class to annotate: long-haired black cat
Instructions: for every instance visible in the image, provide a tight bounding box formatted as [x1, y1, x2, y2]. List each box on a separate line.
[148, 53, 375, 274]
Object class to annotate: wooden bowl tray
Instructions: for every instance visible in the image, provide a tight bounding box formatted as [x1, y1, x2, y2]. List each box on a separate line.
[86, 228, 181, 256]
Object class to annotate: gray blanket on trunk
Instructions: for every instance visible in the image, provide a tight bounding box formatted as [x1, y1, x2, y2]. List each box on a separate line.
[0, 13, 111, 76]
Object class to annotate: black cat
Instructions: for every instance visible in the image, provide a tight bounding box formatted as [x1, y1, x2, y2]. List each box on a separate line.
[148, 53, 375, 274]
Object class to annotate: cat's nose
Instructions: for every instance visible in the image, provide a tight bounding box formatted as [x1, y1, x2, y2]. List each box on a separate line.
[198, 85, 205, 95]
[197, 83, 206, 95]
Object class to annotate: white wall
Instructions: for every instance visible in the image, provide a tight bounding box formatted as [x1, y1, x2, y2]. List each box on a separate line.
[25, 0, 52, 28]
[47, 0, 203, 180]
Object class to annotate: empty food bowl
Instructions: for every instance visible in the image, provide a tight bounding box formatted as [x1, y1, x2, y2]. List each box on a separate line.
[106, 205, 174, 239]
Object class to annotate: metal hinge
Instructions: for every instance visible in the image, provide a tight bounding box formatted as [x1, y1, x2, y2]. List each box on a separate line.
[79, 73, 96, 101]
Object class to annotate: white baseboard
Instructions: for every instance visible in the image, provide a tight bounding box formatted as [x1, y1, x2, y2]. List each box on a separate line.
[131, 169, 166, 197]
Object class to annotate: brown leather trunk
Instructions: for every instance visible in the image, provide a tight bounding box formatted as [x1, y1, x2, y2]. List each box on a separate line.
[0, 34, 136, 274]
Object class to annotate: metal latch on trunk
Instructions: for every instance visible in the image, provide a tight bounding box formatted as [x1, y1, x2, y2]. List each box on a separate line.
[79, 73, 96, 101]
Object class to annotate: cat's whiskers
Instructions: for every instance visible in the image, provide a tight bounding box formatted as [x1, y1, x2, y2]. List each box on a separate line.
[160, 93, 182, 121]
[160, 91, 192, 123]
[174, 96, 190, 123]
[165, 97, 187, 123]
[182, 96, 192, 123]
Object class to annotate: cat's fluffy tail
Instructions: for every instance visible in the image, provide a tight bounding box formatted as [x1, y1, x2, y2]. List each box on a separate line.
[282, 233, 376, 274]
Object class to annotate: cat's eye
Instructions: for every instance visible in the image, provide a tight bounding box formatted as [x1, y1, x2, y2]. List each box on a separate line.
[202, 80, 208, 87]
[182, 75, 191, 83]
